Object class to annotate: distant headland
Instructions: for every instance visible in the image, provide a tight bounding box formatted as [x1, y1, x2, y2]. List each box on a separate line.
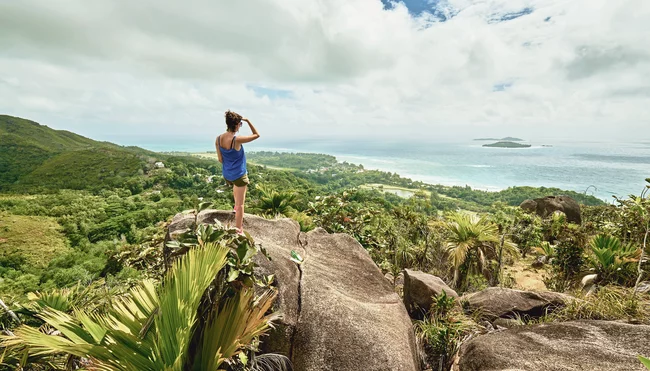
[482, 141, 532, 148]
[474, 137, 524, 142]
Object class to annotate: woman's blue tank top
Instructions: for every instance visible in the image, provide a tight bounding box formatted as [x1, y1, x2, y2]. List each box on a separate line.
[218, 135, 247, 181]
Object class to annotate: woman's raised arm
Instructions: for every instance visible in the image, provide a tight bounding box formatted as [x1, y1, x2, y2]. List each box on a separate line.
[236, 118, 260, 144]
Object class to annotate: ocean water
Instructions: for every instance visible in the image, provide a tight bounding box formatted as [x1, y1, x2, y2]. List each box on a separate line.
[141, 138, 650, 202]
[250, 139, 650, 202]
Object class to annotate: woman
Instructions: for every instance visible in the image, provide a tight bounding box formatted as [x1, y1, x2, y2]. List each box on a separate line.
[216, 110, 260, 235]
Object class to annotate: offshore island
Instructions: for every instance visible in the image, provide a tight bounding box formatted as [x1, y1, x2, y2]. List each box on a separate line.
[482, 141, 532, 148]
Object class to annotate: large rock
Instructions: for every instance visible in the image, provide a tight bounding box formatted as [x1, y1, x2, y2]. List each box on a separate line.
[167, 210, 419, 371]
[458, 320, 650, 371]
[292, 229, 419, 371]
[520, 195, 582, 224]
[403, 269, 458, 314]
[461, 287, 571, 321]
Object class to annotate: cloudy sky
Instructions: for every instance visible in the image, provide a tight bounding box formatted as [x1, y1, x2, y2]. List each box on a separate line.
[1, 0, 649, 148]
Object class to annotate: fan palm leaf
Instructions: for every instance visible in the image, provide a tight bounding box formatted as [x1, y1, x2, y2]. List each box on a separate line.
[256, 185, 296, 216]
[1, 241, 278, 370]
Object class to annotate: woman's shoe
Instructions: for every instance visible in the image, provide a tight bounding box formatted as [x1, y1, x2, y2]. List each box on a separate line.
[236, 228, 246, 236]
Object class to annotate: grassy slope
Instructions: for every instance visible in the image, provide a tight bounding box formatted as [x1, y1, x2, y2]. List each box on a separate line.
[0, 115, 157, 192]
[0, 115, 105, 189]
[0, 115, 101, 152]
[360, 183, 429, 196]
[0, 213, 69, 267]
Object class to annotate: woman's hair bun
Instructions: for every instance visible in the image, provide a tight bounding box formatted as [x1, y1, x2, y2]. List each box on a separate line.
[225, 110, 242, 131]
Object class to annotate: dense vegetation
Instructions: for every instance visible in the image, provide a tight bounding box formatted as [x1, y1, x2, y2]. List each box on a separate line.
[482, 141, 531, 148]
[247, 151, 337, 171]
[0, 116, 647, 371]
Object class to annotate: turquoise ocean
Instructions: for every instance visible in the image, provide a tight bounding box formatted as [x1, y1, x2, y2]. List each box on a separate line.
[144, 139, 650, 202]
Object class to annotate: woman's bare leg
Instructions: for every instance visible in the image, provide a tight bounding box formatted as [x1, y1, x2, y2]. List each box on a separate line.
[233, 184, 248, 231]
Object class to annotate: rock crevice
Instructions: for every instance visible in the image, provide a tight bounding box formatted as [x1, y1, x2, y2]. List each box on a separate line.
[289, 231, 306, 361]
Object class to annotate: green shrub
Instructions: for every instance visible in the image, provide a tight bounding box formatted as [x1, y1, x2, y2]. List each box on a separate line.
[288, 210, 316, 232]
[52, 266, 92, 287]
[535, 241, 556, 258]
[415, 293, 477, 371]
[0, 253, 26, 271]
[588, 234, 640, 286]
[464, 274, 490, 293]
[510, 212, 543, 257]
[547, 223, 586, 288]
[429, 291, 456, 317]
[0, 273, 40, 297]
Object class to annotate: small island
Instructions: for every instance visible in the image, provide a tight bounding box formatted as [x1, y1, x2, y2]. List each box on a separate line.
[482, 141, 532, 148]
[501, 137, 525, 142]
[474, 137, 524, 142]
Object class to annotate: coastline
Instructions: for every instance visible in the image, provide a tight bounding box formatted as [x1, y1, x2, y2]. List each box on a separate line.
[333, 154, 506, 192]
[190, 148, 506, 192]
[170, 141, 649, 202]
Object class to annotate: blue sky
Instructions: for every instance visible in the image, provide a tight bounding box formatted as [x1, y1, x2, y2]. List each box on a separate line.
[0, 0, 648, 144]
[382, 0, 437, 15]
[248, 86, 294, 100]
[382, 0, 534, 23]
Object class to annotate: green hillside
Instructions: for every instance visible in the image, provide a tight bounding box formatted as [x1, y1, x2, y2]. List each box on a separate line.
[0, 115, 155, 192]
[0, 115, 101, 152]
[0, 133, 53, 187]
[16, 149, 144, 191]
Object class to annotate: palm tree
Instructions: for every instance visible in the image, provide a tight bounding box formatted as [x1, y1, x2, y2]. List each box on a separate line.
[255, 185, 296, 216]
[1, 242, 277, 371]
[445, 212, 514, 289]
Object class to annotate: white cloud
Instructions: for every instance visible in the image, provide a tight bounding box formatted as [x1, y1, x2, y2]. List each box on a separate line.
[0, 0, 649, 147]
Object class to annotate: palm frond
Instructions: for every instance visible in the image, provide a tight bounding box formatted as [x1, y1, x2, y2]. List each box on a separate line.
[193, 288, 277, 370]
[155, 242, 230, 368]
[26, 290, 72, 313]
[447, 242, 470, 271]
[640, 356, 650, 369]
[1, 242, 231, 371]
[251, 353, 293, 371]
